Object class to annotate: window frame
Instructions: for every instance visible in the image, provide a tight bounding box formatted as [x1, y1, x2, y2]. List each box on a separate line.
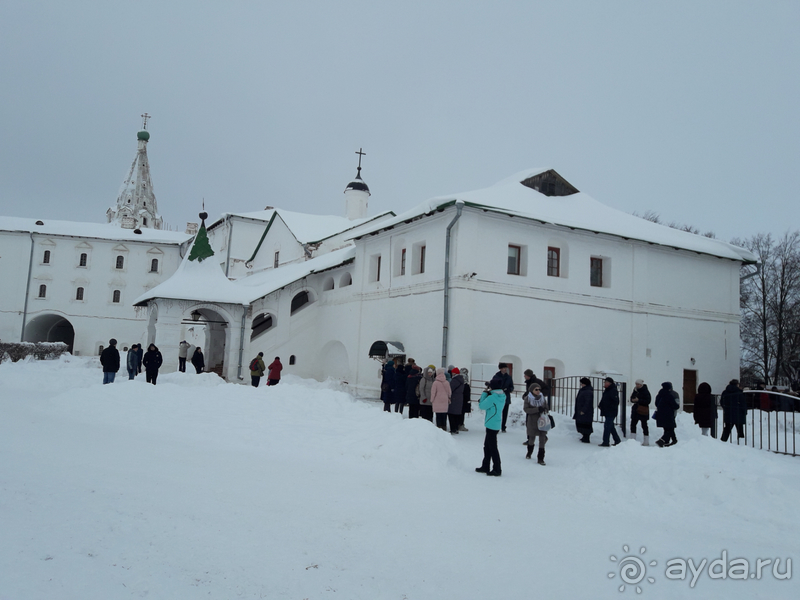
[419, 245, 426, 274]
[274, 251, 279, 269]
[43, 250, 51, 264]
[115, 255, 125, 270]
[76, 287, 84, 301]
[112, 289, 121, 303]
[507, 245, 521, 275]
[79, 253, 88, 267]
[150, 258, 159, 273]
[547, 247, 561, 277]
[590, 257, 603, 287]
[38, 284, 47, 298]
[400, 248, 406, 276]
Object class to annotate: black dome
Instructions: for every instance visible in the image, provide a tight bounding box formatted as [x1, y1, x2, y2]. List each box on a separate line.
[345, 179, 370, 193]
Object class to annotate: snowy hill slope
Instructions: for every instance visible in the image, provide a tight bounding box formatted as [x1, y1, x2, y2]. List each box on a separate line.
[0, 357, 796, 599]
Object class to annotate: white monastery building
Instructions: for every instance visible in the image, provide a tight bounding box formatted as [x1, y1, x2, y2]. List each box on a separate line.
[0, 124, 191, 356]
[133, 162, 757, 400]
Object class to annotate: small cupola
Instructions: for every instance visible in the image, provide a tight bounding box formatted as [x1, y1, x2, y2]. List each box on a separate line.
[343, 147, 370, 220]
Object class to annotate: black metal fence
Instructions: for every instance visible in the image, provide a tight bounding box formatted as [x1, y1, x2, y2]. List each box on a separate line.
[550, 376, 627, 435]
[711, 391, 799, 457]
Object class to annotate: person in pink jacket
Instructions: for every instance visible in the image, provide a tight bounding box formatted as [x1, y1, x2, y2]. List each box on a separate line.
[431, 367, 452, 431]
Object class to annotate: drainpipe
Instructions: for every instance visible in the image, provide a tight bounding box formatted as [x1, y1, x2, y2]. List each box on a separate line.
[225, 215, 234, 277]
[236, 304, 249, 380]
[441, 200, 464, 368]
[20, 232, 36, 341]
[740, 262, 761, 282]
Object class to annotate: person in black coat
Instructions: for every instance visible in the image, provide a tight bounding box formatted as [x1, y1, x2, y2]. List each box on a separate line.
[405, 364, 422, 419]
[720, 379, 747, 442]
[598, 377, 621, 446]
[142, 343, 163, 385]
[693, 382, 716, 436]
[100, 338, 120, 384]
[191, 347, 205, 374]
[655, 382, 680, 447]
[393, 363, 407, 414]
[380, 360, 396, 412]
[135, 344, 144, 374]
[573, 377, 594, 443]
[630, 379, 651, 445]
[493, 363, 514, 432]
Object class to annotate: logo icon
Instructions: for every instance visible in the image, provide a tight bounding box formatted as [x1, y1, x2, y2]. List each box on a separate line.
[609, 545, 657, 593]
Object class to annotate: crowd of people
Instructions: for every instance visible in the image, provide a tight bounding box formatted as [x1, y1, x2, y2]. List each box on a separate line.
[99, 338, 209, 385]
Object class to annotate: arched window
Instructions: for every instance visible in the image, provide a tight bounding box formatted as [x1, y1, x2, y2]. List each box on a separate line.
[38, 284, 47, 298]
[290, 291, 310, 314]
[143, 217, 148, 227]
[322, 277, 334, 291]
[250, 313, 274, 340]
[150, 258, 159, 273]
[43, 250, 51, 264]
[112, 290, 121, 303]
[339, 272, 352, 287]
[76, 287, 84, 300]
[289, 355, 296, 365]
[79, 253, 87, 267]
[115, 255, 124, 269]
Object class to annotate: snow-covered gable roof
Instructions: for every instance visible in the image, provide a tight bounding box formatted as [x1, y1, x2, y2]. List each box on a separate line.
[134, 245, 356, 307]
[0, 216, 190, 245]
[350, 168, 757, 263]
[213, 208, 395, 244]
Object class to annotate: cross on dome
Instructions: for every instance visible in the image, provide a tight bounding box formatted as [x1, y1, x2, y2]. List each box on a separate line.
[141, 113, 151, 130]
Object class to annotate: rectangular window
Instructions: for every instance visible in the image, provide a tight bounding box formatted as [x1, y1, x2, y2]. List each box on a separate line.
[590, 257, 603, 287]
[38, 284, 47, 298]
[508, 245, 521, 275]
[547, 247, 560, 277]
[376, 255, 382, 282]
[79, 253, 87, 267]
[112, 290, 121, 303]
[274, 251, 279, 268]
[76, 287, 84, 300]
[400, 249, 406, 276]
[150, 258, 159, 273]
[43, 250, 51, 264]
[419, 245, 426, 274]
[115, 255, 124, 269]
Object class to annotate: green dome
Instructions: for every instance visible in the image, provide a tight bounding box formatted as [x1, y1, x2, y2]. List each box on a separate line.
[137, 130, 150, 141]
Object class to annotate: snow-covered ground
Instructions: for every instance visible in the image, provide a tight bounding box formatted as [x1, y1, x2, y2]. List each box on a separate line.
[1, 357, 797, 599]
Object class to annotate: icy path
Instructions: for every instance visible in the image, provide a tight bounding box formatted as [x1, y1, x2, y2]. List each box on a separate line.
[0, 357, 797, 599]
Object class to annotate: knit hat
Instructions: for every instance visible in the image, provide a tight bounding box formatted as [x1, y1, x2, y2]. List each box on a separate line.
[428, 364, 436, 370]
[662, 381, 673, 390]
[635, 379, 644, 385]
[580, 377, 591, 386]
[258, 352, 264, 357]
[524, 369, 534, 378]
[451, 367, 460, 375]
[109, 338, 117, 345]
[489, 378, 504, 390]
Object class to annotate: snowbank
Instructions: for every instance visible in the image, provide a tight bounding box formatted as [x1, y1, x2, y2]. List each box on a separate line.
[0, 357, 796, 599]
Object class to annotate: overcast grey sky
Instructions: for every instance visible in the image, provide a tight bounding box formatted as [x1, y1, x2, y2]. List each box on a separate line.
[1, 0, 797, 242]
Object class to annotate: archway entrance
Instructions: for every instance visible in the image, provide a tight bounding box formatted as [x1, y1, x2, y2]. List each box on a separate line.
[23, 313, 75, 352]
[183, 307, 229, 377]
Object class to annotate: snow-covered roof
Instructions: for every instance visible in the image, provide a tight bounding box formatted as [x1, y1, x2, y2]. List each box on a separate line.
[0, 216, 191, 245]
[212, 208, 394, 244]
[350, 168, 757, 263]
[134, 245, 356, 307]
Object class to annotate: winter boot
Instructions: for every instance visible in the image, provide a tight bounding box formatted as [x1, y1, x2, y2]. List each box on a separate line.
[526, 444, 534, 459]
[487, 470, 502, 477]
[580, 432, 591, 443]
[656, 438, 665, 447]
[642, 435, 650, 447]
[537, 449, 546, 466]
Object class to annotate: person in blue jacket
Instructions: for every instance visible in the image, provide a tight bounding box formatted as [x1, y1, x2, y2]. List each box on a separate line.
[475, 378, 506, 476]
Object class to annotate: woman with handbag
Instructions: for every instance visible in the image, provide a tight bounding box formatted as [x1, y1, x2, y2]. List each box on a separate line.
[523, 382, 549, 465]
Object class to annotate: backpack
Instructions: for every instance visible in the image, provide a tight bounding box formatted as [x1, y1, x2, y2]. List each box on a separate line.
[249, 358, 260, 371]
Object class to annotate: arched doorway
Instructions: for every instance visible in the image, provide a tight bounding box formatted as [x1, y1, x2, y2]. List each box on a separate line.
[23, 313, 75, 352]
[318, 340, 351, 383]
[185, 307, 229, 377]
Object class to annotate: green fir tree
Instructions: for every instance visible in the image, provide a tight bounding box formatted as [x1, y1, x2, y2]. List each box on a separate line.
[188, 223, 215, 262]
